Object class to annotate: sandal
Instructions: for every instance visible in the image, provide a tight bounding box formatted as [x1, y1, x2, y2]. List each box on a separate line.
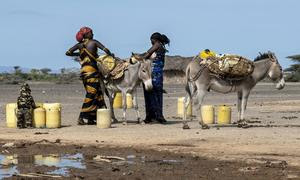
[77, 118, 86, 125]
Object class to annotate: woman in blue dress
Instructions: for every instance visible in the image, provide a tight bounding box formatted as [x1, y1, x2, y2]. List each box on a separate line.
[141, 32, 170, 124]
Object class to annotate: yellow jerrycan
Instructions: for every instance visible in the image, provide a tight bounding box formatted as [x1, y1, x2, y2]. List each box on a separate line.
[201, 105, 214, 124]
[43, 103, 61, 110]
[177, 97, 192, 117]
[217, 105, 231, 124]
[126, 94, 133, 109]
[97, 109, 111, 128]
[33, 107, 46, 128]
[6, 103, 17, 128]
[113, 93, 122, 108]
[35, 102, 44, 108]
[44, 103, 61, 128]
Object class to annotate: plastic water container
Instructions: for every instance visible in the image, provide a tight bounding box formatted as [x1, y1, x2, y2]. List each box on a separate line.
[113, 93, 122, 108]
[35, 102, 44, 108]
[97, 109, 111, 128]
[201, 105, 214, 124]
[217, 105, 231, 124]
[6, 103, 17, 128]
[33, 107, 46, 128]
[43, 103, 61, 110]
[126, 94, 133, 109]
[177, 97, 192, 117]
[113, 93, 133, 109]
[44, 103, 61, 128]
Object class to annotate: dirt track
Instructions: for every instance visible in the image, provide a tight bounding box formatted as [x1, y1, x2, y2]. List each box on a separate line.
[0, 82, 300, 178]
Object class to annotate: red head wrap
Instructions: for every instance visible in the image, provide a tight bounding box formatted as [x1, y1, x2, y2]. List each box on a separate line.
[76, 27, 93, 42]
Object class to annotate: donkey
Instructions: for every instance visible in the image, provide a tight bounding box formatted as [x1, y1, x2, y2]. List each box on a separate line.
[183, 51, 285, 129]
[99, 53, 153, 125]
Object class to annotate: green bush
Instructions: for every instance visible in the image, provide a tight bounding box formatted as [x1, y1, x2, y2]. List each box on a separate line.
[285, 55, 300, 82]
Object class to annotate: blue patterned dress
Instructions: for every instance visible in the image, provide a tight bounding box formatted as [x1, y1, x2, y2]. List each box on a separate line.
[143, 44, 166, 120]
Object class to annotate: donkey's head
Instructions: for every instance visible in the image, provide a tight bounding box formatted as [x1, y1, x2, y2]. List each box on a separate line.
[130, 53, 153, 91]
[265, 51, 285, 90]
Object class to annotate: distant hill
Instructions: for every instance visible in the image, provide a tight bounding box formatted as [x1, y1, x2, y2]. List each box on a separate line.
[163, 55, 194, 83]
[0, 66, 71, 74]
[0, 55, 192, 74]
[0, 66, 15, 73]
[0, 55, 193, 74]
[164, 55, 193, 72]
[0, 66, 33, 73]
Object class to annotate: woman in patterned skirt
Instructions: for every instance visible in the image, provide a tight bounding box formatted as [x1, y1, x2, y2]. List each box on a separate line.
[66, 27, 114, 125]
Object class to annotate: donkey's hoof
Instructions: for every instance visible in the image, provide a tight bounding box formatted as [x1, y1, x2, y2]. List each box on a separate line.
[137, 118, 142, 124]
[182, 124, 190, 130]
[237, 119, 246, 124]
[237, 119, 248, 128]
[139, 120, 145, 125]
[238, 123, 249, 128]
[201, 124, 210, 130]
[122, 122, 128, 125]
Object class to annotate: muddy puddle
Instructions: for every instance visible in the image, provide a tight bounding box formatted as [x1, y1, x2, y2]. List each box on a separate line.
[0, 151, 186, 179]
[0, 153, 85, 178]
[0, 142, 299, 179]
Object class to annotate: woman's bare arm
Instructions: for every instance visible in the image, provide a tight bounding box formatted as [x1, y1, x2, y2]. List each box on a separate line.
[142, 42, 160, 59]
[95, 40, 113, 56]
[66, 43, 81, 56]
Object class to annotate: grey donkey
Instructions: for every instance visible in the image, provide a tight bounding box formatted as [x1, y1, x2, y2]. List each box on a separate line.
[98, 53, 153, 125]
[183, 51, 285, 129]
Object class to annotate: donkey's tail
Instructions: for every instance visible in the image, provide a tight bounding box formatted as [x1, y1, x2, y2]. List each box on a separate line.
[185, 66, 192, 98]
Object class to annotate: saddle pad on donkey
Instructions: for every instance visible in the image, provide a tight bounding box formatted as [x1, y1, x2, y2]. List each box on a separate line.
[110, 61, 129, 80]
[206, 55, 254, 79]
[97, 55, 116, 76]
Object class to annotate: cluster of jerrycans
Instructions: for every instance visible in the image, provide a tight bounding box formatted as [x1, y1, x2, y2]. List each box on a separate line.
[6, 103, 61, 129]
[5, 93, 133, 130]
[177, 97, 231, 124]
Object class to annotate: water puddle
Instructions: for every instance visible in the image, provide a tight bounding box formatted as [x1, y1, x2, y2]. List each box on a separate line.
[0, 155, 19, 178]
[0, 153, 184, 178]
[0, 153, 85, 178]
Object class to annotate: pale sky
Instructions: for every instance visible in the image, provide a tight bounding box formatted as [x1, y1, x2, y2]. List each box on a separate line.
[0, 0, 299, 70]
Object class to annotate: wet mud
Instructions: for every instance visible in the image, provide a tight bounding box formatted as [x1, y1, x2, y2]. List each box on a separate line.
[0, 141, 299, 180]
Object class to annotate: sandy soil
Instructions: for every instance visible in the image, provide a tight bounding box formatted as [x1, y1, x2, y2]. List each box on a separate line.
[0, 82, 300, 177]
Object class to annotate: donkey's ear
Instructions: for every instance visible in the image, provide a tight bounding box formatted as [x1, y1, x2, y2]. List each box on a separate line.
[267, 51, 273, 58]
[131, 52, 135, 56]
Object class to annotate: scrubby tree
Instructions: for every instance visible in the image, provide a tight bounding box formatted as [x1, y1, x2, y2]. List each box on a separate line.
[30, 69, 40, 74]
[286, 55, 300, 82]
[40, 68, 52, 75]
[13, 66, 21, 75]
[29, 69, 40, 80]
[60, 68, 66, 74]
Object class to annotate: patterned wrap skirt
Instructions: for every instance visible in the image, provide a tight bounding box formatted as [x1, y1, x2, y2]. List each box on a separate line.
[79, 56, 106, 121]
